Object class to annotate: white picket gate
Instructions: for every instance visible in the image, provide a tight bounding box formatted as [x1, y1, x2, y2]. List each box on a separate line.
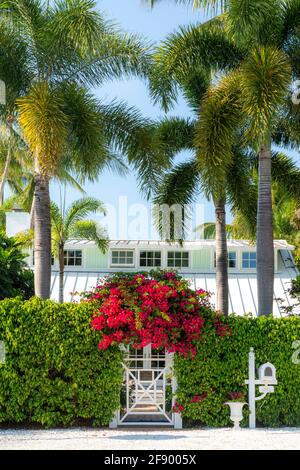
[109, 345, 182, 428]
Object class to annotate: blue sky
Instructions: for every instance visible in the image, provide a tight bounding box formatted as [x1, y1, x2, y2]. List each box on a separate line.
[50, 0, 216, 238]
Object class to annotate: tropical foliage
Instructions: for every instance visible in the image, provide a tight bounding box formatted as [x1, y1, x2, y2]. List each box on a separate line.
[146, 0, 300, 316]
[0, 0, 165, 300]
[0, 231, 33, 299]
[51, 195, 109, 303]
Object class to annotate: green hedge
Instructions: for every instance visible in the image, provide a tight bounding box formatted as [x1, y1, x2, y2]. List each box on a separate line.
[175, 314, 300, 427]
[0, 298, 122, 427]
[1, 298, 300, 429]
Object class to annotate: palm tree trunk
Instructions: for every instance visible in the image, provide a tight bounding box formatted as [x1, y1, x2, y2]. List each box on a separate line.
[33, 158, 51, 299]
[0, 125, 13, 204]
[257, 142, 274, 316]
[30, 198, 35, 230]
[215, 199, 229, 315]
[58, 244, 64, 304]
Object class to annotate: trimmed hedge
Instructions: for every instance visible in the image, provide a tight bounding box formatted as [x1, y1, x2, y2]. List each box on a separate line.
[0, 298, 122, 427]
[175, 314, 300, 427]
[1, 297, 300, 429]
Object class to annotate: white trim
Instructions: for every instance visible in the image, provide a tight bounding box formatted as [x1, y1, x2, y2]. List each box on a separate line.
[110, 248, 135, 268]
[137, 248, 162, 269]
[166, 250, 190, 269]
[64, 239, 295, 251]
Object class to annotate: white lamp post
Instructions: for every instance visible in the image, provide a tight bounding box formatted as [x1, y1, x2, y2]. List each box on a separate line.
[245, 347, 277, 429]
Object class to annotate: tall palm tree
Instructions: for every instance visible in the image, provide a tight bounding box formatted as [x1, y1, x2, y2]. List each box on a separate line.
[51, 196, 108, 303]
[146, 0, 300, 315]
[0, 0, 157, 299]
[196, 153, 300, 243]
[149, 111, 257, 315]
[147, 29, 249, 314]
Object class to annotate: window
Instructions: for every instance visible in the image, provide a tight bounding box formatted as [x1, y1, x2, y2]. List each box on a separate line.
[214, 252, 237, 268]
[111, 250, 134, 266]
[167, 251, 189, 268]
[64, 250, 82, 266]
[140, 251, 161, 267]
[228, 252, 237, 268]
[242, 252, 257, 269]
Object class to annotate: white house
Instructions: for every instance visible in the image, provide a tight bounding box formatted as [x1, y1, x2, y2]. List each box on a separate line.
[6, 211, 299, 316]
[33, 238, 298, 317]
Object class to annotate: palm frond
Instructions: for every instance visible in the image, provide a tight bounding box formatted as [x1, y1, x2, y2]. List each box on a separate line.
[226, 0, 283, 45]
[53, 168, 85, 194]
[143, 0, 227, 13]
[240, 46, 292, 146]
[153, 158, 200, 240]
[50, 201, 63, 238]
[154, 117, 195, 153]
[281, 0, 300, 44]
[195, 71, 242, 197]
[99, 100, 172, 197]
[271, 151, 300, 203]
[47, 0, 105, 56]
[0, 20, 32, 112]
[64, 197, 105, 233]
[69, 219, 108, 252]
[194, 221, 237, 239]
[226, 146, 257, 239]
[150, 19, 243, 111]
[17, 82, 68, 175]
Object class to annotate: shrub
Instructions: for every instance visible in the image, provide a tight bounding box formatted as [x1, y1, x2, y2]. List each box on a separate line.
[87, 270, 210, 356]
[0, 297, 122, 427]
[174, 314, 300, 427]
[0, 232, 34, 300]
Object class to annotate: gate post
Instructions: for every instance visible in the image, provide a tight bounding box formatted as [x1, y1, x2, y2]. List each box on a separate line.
[109, 411, 118, 429]
[169, 352, 183, 430]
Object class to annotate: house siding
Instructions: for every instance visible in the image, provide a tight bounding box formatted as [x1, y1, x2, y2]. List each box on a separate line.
[85, 247, 108, 269]
[191, 249, 211, 270]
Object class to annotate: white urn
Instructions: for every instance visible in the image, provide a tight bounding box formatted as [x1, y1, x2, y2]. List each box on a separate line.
[224, 402, 247, 430]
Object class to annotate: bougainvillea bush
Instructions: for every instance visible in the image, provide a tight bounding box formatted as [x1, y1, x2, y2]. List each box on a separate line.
[87, 270, 212, 356]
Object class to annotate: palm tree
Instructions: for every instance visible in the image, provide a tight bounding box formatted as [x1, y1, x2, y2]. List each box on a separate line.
[196, 153, 300, 243]
[0, 0, 156, 299]
[146, 0, 300, 316]
[51, 196, 108, 303]
[146, 26, 252, 314]
[150, 115, 256, 314]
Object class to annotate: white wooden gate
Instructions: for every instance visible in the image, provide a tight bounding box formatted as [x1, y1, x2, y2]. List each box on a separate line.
[110, 345, 182, 428]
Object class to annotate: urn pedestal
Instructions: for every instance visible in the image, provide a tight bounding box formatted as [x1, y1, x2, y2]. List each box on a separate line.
[224, 402, 246, 430]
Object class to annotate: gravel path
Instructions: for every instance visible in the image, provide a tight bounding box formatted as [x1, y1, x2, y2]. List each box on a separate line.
[0, 427, 299, 450]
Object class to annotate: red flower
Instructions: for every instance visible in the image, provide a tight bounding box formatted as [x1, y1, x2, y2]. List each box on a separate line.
[172, 401, 184, 413]
[86, 271, 210, 356]
[214, 320, 233, 337]
[191, 392, 207, 403]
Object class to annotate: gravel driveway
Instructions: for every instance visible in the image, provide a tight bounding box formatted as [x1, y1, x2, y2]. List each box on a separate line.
[0, 427, 299, 450]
